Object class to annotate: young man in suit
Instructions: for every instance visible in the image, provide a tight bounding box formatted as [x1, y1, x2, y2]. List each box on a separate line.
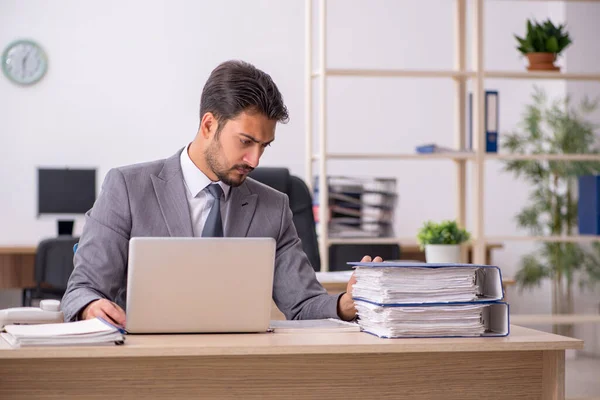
[61, 60, 381, 326]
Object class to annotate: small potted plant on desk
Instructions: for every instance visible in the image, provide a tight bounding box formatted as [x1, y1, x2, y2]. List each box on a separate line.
[514, 18, 572, 71]
[417, 220, 471, 263]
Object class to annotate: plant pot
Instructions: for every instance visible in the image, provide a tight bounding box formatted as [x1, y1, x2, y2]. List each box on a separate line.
[526, 52, 560, 71]
[425, 244, 461, 263]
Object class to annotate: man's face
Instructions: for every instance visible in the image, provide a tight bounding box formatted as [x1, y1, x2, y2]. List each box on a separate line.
[204, 111, 276, 187]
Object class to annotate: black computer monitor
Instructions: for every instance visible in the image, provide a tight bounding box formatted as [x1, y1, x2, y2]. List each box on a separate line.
[37, 168, 96, 235]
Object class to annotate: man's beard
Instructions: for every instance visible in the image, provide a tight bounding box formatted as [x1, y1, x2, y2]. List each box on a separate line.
[204, 140, 253, 187]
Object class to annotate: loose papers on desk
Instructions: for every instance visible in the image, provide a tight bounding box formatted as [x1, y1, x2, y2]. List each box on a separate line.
[269, 318, 360, 333]
[1, 317, 125, 348]
[348, 262, 509, 338]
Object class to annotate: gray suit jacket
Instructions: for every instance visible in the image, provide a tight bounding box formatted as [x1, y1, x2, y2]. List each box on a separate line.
[61, 149, 341, 322]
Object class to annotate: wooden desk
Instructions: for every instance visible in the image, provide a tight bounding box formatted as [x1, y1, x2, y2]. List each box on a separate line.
[0, 247, 36, 289]
[0, 325, 582, 400]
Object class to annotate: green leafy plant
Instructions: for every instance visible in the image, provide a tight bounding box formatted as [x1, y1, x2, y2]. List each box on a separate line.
[502, 87, 600, 336]
[417, 220, 470, 250]
[514, 19, 572, 55]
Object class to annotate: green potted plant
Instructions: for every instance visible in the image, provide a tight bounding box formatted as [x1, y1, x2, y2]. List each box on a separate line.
[514, 19, 572, 71]
[417, 220, 470, 263]
[502, 87, 600, 337]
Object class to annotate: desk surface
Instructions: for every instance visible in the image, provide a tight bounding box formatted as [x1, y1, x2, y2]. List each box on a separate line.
[0, 325, 582, 359]
[0, 246, 36, 255]
[0, 325, 580, 400]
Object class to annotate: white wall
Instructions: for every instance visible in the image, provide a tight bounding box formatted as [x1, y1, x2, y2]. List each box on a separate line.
[1, 0, 598, 325]
[0, 0, 307, 241]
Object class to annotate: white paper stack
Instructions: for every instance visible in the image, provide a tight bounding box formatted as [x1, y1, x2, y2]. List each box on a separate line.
[353, 266, 481, 303]
[349, 262, 509, 338]
[1, 317, 125, 348]
[355, 302, 486, 338]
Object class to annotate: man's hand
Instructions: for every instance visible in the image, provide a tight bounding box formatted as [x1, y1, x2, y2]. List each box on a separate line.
[81, 299, 126, 327]
[337, 255, 383, 321]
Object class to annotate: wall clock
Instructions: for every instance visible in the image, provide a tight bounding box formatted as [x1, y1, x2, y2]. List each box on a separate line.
[2, 39, 48, 85]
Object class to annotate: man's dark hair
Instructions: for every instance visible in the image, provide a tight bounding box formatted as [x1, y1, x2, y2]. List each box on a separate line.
[199, 60, 289, 134]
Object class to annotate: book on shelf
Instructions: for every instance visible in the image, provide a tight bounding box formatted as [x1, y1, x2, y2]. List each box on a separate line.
[467, 90, 499, 153]
[348, 261, 509, 338]
[578, 175, 600, 235]
[1, 317, 126, 348]
[415, 144, 473, 154]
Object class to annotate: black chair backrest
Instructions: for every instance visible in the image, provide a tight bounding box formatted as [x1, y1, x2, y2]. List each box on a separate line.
[328, 244, 401, 271]
[35, 236, 80, 290]
[248, 167, 321, 271]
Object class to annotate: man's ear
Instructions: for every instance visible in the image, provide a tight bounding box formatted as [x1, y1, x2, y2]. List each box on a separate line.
[200, 112, 218, 139]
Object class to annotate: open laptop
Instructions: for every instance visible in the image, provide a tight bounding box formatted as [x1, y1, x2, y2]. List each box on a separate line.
[125, 237, 276, 334]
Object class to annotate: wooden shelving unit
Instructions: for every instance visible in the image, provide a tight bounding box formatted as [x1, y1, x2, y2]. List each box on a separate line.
[305, 0, 600, 271]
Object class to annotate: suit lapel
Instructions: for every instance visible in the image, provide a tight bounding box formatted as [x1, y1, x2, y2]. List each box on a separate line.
[151, 149, 193, 237]
[224, 181, 258, 237]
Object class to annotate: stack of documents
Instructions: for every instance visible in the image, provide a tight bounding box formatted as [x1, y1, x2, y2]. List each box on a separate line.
[353, 266, 483, 303]
[349, 262, 509, 338]
[1, 317, 125, 348]
[313, 175, 398, 238]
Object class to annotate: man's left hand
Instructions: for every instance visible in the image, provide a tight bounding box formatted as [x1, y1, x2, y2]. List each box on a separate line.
[337, 255, 383, 321]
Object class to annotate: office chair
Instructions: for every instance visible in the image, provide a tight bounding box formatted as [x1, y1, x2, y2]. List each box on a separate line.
[248, 167, 321, 271]
[22, 236, 80, 306]
[328, 243, 401, 271]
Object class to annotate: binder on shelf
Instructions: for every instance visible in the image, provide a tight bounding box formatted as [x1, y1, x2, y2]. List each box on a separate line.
[467, 90, 499, 153]
[347, 261, 509, 338]
[578, 175, 600, 235]
[485, 90, 499, 153]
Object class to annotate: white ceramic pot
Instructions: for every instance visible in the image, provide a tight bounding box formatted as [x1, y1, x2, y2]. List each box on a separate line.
[425, 244, 461, 263]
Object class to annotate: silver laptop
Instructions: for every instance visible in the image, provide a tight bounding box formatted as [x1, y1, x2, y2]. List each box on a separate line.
[125, 237, 276, 334]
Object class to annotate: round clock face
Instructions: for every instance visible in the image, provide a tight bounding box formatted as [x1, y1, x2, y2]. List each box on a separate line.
[2, 40, 48, 85]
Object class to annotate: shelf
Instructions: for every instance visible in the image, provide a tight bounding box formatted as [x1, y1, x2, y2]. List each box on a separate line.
[485, 71, 600, 81]
[307, 0, 600, 269]
[313, 69, 474, 79]
[486, 154, 600, 161]
[311, 69, 600, 81]
[313, 153, 475, 161]
[313, 153, 600, 161]
[327, 238, 504, 250]
[485, 235, 600, 243]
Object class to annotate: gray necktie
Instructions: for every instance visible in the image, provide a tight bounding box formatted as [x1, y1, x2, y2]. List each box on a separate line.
[202, 184, 224, 237]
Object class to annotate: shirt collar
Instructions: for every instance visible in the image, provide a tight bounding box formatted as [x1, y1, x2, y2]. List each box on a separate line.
[180, 144, 231, 201]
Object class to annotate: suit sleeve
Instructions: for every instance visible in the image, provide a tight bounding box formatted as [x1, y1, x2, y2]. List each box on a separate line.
[61, 168, 132, 321]
[271, 195, 343, 320]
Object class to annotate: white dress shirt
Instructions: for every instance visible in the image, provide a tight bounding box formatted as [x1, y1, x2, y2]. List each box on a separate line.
[180, 144, 231, 236]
